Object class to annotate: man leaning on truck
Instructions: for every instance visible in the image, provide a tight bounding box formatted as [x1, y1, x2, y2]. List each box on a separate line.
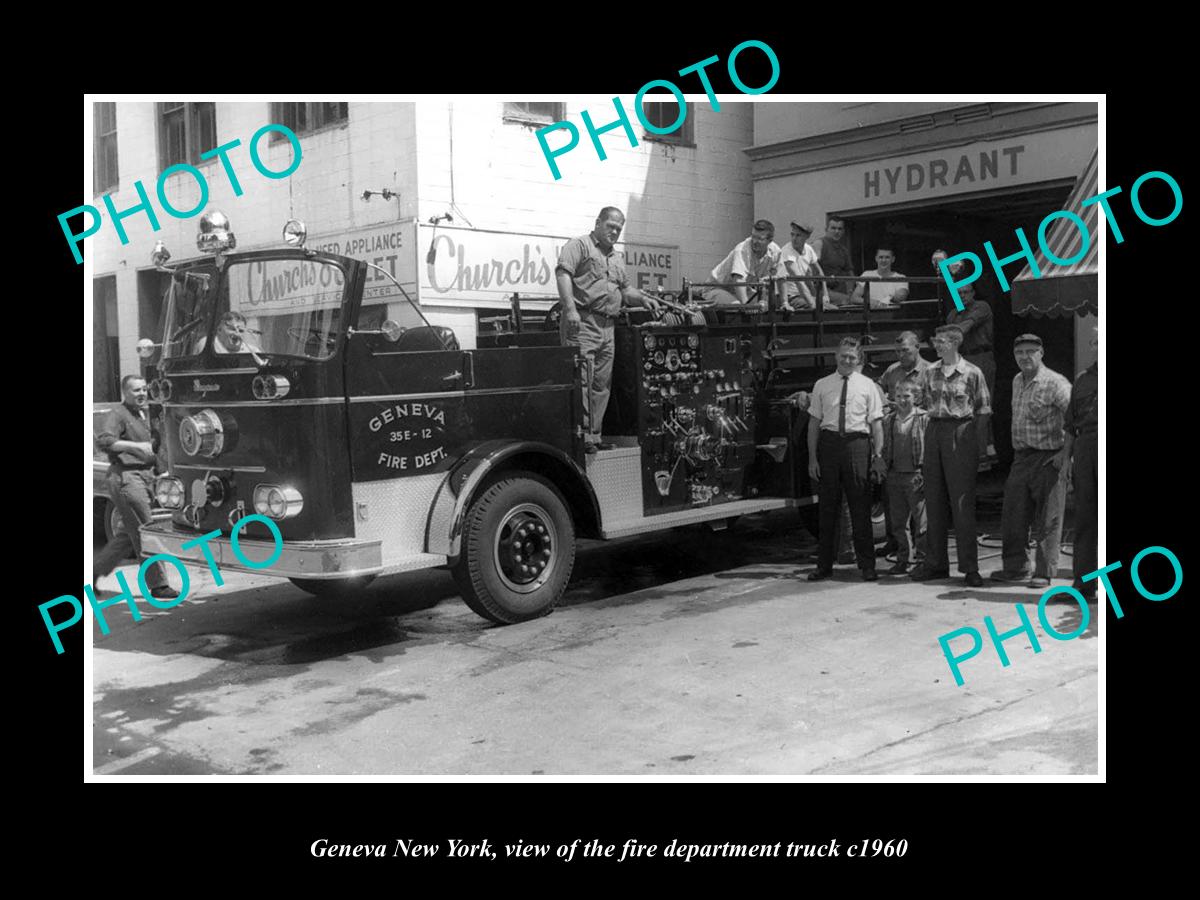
[93, 374, 179, 600]
[557, 207, 660, 453]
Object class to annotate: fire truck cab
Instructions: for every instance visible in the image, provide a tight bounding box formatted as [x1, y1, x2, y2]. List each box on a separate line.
[139, 213, 943, 624]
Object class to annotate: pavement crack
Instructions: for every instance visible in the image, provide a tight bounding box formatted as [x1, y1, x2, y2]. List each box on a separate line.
[808, 669, 1097, 774]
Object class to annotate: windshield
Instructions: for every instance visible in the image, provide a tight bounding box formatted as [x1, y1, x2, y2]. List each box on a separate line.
[163, 257, 349, 362]
[223, 258, 348, 361]
[162, 263, 218, 359]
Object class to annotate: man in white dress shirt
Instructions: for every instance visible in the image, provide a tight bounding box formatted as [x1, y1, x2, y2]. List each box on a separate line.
[805, 337, 886, 582]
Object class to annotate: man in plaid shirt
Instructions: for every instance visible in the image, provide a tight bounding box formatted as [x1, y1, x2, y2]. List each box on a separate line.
[910, 324, 991, 586]
[989, 334, 1072, 589]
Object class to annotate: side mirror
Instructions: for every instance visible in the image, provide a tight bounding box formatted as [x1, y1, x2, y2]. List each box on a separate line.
[136, 337, 159, 359]
[283, 219, 307, 248]
[381, 320, 404, 342]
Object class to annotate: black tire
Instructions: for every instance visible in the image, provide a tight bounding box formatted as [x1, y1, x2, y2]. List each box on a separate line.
[452, 471, 576, 625]
[288, 575, 377, 598]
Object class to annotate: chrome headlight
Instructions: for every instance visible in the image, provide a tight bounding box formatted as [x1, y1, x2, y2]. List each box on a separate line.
[179, 409, 225, 458]
[252, 374, 291, 400]
[148, 378, 173, 402]
[154, 476, 185, 509]
[253, 484, 303, 520]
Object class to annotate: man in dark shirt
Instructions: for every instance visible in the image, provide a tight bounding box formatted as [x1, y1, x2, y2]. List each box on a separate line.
[1066, 353, 1099, 600]
[811, 216, 854, 305]
[557, 207, 660, 452]
[946, 282, 995, 401]
[94, 375, 178, 599]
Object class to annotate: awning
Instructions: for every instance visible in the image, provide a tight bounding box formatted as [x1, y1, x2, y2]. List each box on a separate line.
[1011, 149, 1098, 317]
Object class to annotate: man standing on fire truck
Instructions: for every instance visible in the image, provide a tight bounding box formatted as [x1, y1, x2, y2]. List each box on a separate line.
[557, 207, 660, 453]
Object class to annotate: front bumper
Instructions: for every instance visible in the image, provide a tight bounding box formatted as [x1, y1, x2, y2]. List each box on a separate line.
[138, 521, 383, 579]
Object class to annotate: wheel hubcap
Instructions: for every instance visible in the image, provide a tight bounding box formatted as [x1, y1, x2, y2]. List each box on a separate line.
[494, 503, 555, 593]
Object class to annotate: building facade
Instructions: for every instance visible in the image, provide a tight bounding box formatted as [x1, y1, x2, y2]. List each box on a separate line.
[90, 99, 756, 400]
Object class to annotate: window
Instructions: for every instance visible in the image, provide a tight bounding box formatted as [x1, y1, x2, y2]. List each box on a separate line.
[94, 102, 119, 194]
[271, 102, 349, 138]
[158, 101, 216, 168]
[93, 276, 120, 402]
[641, 101, 694, 146]
[503, 102, 565, 125]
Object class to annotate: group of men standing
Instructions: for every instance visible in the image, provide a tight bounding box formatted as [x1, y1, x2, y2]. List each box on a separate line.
[555, 206, 1098, 601]
[799, 324, 1098, 600]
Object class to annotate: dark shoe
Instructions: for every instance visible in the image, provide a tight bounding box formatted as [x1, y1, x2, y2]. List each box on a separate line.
[807, 569, 833, 582]
[887, 561, 909, 576]
[876, 540, 899, 558]
[1072, 581, 1097, 602]
[836, 551, 856, 565]
[989, 569, 1032, 584]
[594, 441, 615, 451]
[584, 443, 598, 454]
[861, 569, 878, 582]
[909, 564, 949, 581]
[149, 586, 180, 601]
[964, 572, 984, 588]
[1028, 576, 1052, 589]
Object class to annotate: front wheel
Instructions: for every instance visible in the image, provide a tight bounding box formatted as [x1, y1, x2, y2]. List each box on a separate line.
[452, 472, 576, 624]
[288, 574, 377, 598]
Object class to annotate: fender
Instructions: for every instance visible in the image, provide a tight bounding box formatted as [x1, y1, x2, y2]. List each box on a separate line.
[425, 439, 600, 558]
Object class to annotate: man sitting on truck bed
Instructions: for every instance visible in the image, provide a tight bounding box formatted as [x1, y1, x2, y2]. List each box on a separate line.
[697, 219, 781, 309]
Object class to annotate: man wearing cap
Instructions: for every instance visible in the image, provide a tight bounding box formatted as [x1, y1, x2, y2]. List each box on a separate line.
[700, 219, 781, 309]
[989, 334, 1072, 589]
[557, 207, 661, 453]
[1065, 341, 1098, 600]
[777, 221, 831, 310]
[851, 247, 910, 309]
[910, 323, 991, 587]
[805, 337, 885, 583]
[811, 216, 854, 305]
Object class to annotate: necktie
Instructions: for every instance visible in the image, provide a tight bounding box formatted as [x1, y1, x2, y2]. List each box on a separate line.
[838, 375, 849, 436]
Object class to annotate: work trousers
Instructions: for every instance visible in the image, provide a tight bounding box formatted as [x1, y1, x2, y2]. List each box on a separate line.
[1000, 448, 1067, 579]
[1072, 432, 1098, 590]
[817, 431, 874, 572]
[886, 470, 927, 565]
[561, 307, 615, 444]
[94, 469, 168, 588]
[924, 418, 979, 574]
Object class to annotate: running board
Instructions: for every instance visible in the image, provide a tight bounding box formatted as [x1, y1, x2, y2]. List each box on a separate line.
[601, 497, 806, 539]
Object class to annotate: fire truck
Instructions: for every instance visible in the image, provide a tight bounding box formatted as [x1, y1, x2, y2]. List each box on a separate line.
[137, 213, 944, 624]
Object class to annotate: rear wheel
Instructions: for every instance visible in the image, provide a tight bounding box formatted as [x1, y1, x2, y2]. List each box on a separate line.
[452, 472, 576, 624]
[288, 575, 377, 598]
[94, 498, 122, 548]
